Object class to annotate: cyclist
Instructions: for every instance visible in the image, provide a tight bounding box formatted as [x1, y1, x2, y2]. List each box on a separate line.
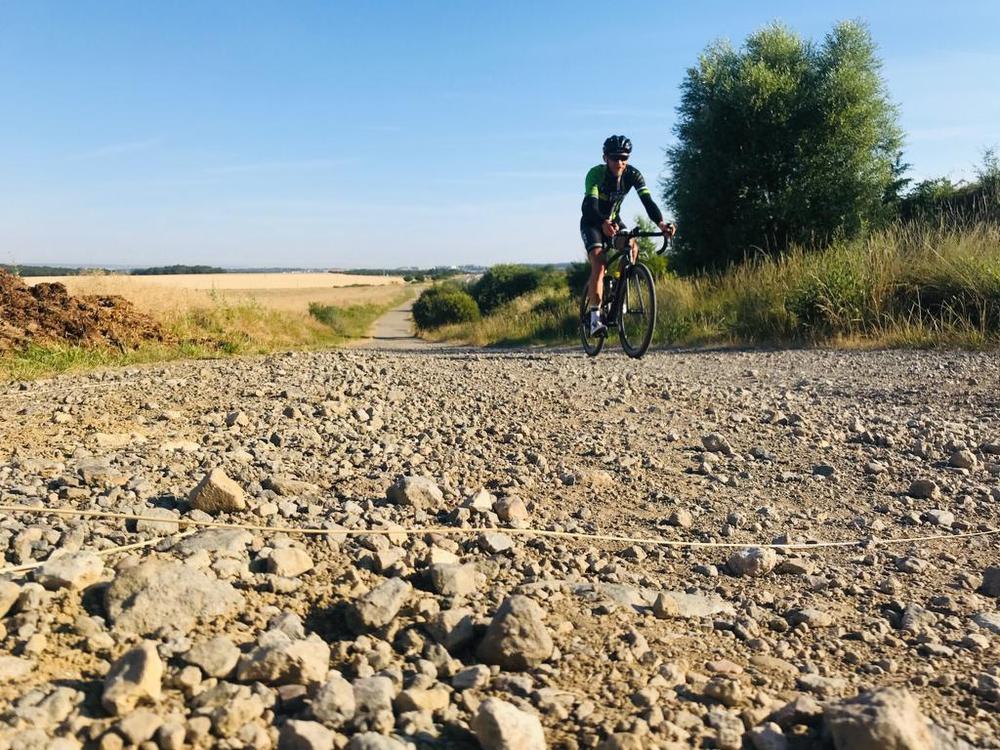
[580, 135, 675, 335]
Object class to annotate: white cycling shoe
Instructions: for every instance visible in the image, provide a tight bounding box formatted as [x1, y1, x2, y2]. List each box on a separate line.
[589, 310, 607, 336]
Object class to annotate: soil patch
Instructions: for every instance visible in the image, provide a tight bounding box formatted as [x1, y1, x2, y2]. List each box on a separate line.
[0, 270, 171, 352]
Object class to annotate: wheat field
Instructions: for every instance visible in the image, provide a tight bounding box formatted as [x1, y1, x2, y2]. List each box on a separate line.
[25, 272, 405, 315]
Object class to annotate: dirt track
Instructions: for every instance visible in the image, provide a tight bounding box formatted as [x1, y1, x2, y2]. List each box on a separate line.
[1, 345, 999, 749]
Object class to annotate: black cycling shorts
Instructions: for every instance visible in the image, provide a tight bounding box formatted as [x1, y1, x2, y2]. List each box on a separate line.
[580, 219, 627, 255]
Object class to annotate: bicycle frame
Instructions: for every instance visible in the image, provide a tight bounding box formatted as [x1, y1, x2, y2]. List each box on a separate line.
[597, 229, 669, 325]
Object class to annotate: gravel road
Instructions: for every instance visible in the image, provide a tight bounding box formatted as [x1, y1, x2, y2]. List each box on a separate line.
[1, 345, 999, 749]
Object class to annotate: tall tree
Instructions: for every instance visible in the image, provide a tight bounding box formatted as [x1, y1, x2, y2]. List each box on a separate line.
[664, 21, 904, 271]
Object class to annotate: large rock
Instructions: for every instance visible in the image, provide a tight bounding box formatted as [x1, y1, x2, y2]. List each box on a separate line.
[104, 559, 243, 635]
[385, 476, 443, 510]
[188, 468, 246, 514]
[728, 547, 777, 577]
[237, 631, 330, 685]
[824, 687, 932, 750]
[476, 595, 553, 671]
[102, 641, 163, 715]
[472, 698, 546, 750]
[346, 578, 411, 633]
[34, 551, 104, 590]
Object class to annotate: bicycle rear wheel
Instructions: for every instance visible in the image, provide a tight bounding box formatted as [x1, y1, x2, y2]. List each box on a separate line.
[579, 288, 605, 357]
[618, 263, 656, 358]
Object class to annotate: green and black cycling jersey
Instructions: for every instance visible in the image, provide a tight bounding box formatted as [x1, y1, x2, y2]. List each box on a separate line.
[581, 164, 664, 227]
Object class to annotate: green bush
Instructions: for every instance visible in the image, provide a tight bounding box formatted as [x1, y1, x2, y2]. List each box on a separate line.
[412, 286, 480, 329]
[471, 265, 566, 314]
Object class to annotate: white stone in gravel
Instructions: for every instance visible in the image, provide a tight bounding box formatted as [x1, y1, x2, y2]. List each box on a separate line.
[480, 533, 515, 553]
[278, 720, 335, 750]
[0, 656, 32, 681]
[494, 496, 529, 523]
[346, 577, 411, 633]
[472, 697, 546, 750]
[465, 488, 496, 511]
[117, 708, 162, 745]
[973, 611, 1000, 634]
[477, 595, 553, 671]
[105, 559, 243, 635]
[728, 547, 778, 577]
[352, 675, 395, 716]
[0, 581, 20, 618]
[429, 562, 477, 597]
[188, 468, 246, 514]
[267, 547, 314, 578]
[172, 528, 252, 557]
[134, 507, 181, 534]
[101, 641, 163, 715]
[426, 607, 476, 652]
[749, 722, 788, 750]
[386, 476, 443, 510]
[34, 551, 103, 590]
[703, 433, 734, 455]
[824, 687, 932, 750]
[311, 672, 356, 726]
[452, 664, 491, 690]
[924, 509, 954, 526]
[237, 631, 330, 685]
[183, 635, 240, 678]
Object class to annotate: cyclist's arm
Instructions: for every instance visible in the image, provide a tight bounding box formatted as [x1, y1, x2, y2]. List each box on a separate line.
[582, 166, 605, 225]
[632, 168, 664, 224]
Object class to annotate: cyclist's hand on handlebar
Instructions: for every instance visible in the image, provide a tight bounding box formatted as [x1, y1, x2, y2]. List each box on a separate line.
[602, 219, 617, 238]
[659, 221, 676, 238]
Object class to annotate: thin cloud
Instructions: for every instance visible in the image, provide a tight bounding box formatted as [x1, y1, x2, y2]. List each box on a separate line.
[70, 138, 162, 160]
[204, 158, 355, 176]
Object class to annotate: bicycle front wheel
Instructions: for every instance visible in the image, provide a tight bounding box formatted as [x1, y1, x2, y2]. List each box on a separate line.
[618, 263, 656, 358]
[579, 287, 605, 357]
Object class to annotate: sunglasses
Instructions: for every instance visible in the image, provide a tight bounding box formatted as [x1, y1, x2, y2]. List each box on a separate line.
[606, 154, 629, 162]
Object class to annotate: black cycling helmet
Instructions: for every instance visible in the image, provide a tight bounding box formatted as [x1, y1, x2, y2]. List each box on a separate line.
[603, 134, 632, 156]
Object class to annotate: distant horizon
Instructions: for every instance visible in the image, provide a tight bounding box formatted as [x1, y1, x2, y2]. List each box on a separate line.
[2, 1, 997, 268]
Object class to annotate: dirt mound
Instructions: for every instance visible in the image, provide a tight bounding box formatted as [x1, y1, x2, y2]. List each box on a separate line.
[0, 270, 172, 352]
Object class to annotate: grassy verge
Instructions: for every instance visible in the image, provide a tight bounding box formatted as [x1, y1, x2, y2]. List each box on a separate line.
[1, 289, 413, 381]
[426, 221, 1000, 349]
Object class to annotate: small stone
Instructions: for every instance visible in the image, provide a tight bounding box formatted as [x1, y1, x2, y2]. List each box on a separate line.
[652, 592, 680, 618]
[0, 656, 32, 680]
[429, 563, 477, 597]
[787, 608, 833, 628]
[480, 533, 515, 554]
[667, 509, 693, 528]
[476, 595, 553, 671]
[907, 479, 939, 499]
[278, 719, 335, 750]
[394, 685, 450, 713]
[0, 581, 20, 618]
[346, 577, 411, 633]
[426, 607, 475, 652]
[728, 547, 777, 577]
[237, 631, 330, 685]
[117, 708, 162, 745]
[34, 551, 104, 590]
[101, 641, 163, 715]
[494, 496, 529, 523]
[702, 433, 734, 455]
[134, 507, 180, 535]
[346, 734, 407, 750]
[311, 673, 356, 726]
[704, 677, 743, 707]
[949, 449, 977, 469]
[386, 476, 443, 510]
[981, 566, 1000, 598]
[749, 722, 788, 750]
[472, 698, 546, 750]
[452, 664, 491, 690]
[184, 636, 240, 678]
[267, 547, 314, 578]
[188, 468, 247, 514]
[823, 687, 932, 750]
[924, 509, 954, 526]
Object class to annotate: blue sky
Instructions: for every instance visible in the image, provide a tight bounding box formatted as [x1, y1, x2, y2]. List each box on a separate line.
[1, 1, 997, 269]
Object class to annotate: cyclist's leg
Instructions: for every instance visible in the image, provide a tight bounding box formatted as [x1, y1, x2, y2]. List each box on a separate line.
[580, 222, 606, 307]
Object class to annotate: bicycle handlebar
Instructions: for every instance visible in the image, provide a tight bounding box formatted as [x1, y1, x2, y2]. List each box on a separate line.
[614, 228, 672, 255]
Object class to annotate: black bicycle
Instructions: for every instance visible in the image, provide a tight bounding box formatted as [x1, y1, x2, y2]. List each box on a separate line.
[579, 228, 670, 358]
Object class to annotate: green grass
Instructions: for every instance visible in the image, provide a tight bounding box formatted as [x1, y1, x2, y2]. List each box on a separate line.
[1, 289, 414, 382]
[427, 221, 1000, 350]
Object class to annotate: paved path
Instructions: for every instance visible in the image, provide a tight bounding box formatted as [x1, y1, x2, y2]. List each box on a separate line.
[351, 293, 440, 350]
